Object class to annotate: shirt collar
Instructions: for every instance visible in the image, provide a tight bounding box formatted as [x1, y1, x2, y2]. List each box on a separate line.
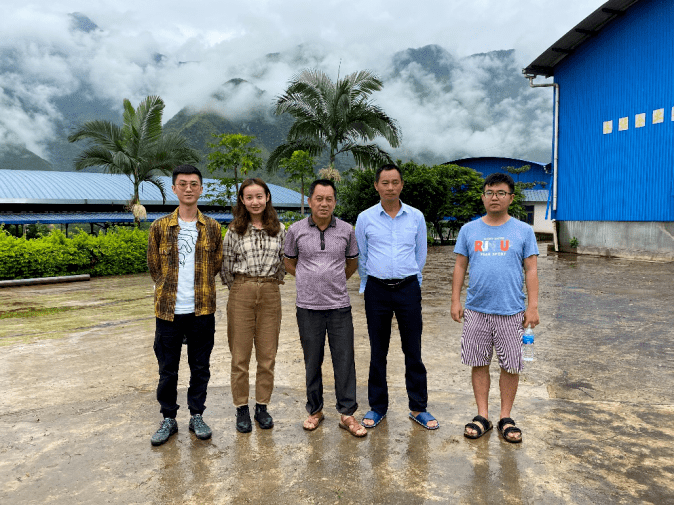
[308, 215, 336, 229]
[377, 200, 407, 217]
[169, 207, 204, 227]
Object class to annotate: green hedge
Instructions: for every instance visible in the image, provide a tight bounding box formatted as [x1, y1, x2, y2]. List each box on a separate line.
[0, 220, 308, 280]
[0, 227, 151, 280]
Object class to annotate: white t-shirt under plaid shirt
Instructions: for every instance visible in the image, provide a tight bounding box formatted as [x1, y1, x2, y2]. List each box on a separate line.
[220, 223, 286, 288]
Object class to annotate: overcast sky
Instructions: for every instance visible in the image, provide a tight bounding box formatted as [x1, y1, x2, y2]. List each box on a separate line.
[2, 0, 607, 164]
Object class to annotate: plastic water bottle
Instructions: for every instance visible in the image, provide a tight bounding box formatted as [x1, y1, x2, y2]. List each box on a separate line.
[522, 326, 535, 362]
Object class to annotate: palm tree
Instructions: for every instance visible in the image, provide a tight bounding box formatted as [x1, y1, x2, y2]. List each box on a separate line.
[68, 95, 199, 223]
[266, 69, 401, 173]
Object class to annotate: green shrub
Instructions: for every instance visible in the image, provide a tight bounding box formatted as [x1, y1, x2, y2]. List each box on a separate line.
[0, 227, 151, 280]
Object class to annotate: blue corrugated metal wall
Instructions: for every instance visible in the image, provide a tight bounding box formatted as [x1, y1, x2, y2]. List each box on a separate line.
[446, 157, 551, 189]
[554, 0, 674, 221]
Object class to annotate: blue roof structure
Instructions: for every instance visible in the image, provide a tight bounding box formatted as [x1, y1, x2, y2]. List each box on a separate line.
[0, 170, 306, 208]
[445, 157, 552, 191]
[0, 211, 234, 225]
[522, 190, 549, 202]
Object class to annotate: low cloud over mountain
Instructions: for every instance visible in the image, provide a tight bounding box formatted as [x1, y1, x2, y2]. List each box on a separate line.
[0, 11, 554, 172]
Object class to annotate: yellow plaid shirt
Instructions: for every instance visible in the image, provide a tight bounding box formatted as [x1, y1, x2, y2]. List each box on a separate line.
[147, 208, 223, 321]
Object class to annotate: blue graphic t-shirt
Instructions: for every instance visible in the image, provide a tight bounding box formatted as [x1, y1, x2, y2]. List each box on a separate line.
[454, 217, 538, 315]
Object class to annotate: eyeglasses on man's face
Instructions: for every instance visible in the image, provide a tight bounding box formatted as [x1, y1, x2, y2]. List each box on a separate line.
[175, 181, 201, 190]
[483, 190, 513, 198]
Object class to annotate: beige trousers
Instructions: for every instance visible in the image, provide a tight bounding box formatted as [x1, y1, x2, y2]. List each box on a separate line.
[227, 275, 282, 407]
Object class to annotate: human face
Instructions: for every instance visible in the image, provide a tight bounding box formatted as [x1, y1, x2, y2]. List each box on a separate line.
[481, 182, 514, 214]
[374, 169, 404, 204]
[241, 184, 269, 218]
[172, 174, 202, 206]
[308, 184, 336, 221]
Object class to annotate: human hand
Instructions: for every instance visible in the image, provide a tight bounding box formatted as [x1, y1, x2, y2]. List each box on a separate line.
[523, 307, 540, 328]
[451, 300, 464, 323]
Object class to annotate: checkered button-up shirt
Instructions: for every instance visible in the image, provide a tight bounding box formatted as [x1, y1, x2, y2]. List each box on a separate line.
[147, 208, 223, 320]
[220, 223, 286, 288]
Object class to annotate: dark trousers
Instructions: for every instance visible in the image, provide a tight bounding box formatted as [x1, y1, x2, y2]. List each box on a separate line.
[154, 313, 215, 418]
[364, 277, 427, 414]
[296, 306, 358, 416]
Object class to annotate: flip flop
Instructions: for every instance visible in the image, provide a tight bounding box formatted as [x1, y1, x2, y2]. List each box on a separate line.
[339, 416, 367, 438]
[464, 415, 493, 439]
[303, 413, 324, 431]
[362, 410, 386, 428]
[409, 411, 439, 430]
[498, 417, 522, 443]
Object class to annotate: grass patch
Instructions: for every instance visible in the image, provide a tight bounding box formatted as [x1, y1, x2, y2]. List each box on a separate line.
[0, 306, 81, 319]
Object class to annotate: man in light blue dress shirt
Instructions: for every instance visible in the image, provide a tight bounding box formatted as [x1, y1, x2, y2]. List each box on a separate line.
[355, 164, 439, 430]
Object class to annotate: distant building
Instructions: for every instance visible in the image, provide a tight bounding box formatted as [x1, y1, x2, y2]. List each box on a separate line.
[0, 170, 306, 232]
[524, 0, 674, 261]
[445, 157, 554, 234]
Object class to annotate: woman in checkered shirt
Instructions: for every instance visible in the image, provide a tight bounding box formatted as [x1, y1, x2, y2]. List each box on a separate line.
[221, 178, 286, 433]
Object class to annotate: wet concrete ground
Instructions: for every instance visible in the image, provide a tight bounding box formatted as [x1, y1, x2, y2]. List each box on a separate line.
[1, 245, 673, 504]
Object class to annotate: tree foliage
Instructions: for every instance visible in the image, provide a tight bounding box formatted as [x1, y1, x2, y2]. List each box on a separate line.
[206, 133, 263, 206]
[68, 95, 199, 223]
[336, 161, 527, 244]
[267, 69, 401, 173]
[278, 150, 315, 214]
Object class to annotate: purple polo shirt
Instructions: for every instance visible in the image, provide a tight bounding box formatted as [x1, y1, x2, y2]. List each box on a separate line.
[284, 216, 359, 310]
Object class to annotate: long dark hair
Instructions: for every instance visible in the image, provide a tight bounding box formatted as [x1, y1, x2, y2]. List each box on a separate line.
[230, 178, 281, 236]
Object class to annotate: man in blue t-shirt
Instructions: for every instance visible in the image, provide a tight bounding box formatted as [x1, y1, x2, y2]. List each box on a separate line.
[451, 172, 539, 444]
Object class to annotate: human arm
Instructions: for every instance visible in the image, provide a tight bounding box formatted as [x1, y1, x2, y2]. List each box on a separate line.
[274, 225, 286, 284]
[219, 229, 236, 288]
[284, 257, 297, 276]
[345, 258, 358, 280]
[522, 255, 540, 328]
[212, 222, 223, 276]
[147, 222, 162, 283]
[415, 213, 428, 285]
[354, 216, 368, 293]
[450, 254, 468, 322]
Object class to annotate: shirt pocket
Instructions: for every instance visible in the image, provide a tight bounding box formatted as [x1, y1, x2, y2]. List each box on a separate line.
[401, 224, 419, 246]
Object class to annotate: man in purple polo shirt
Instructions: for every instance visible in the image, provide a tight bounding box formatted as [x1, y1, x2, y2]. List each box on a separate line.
[284, 179, 367, 438]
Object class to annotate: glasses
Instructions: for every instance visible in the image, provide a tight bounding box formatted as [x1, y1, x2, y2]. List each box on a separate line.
[176, 182, 201, 190]
[483, 190, 513, 198]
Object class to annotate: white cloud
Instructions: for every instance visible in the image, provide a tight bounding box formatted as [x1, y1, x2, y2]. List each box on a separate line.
[1, 0, 605, 162]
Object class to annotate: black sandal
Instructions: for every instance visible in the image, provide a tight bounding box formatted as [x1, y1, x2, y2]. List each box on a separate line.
[497, 417, 522, 443]
[464, 415, 493, 439]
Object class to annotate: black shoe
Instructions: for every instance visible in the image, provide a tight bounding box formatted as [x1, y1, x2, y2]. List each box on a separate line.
[189, 414, 212, 440]
[254, 403, 274, 429]
[236, 405, 252, 433]
[151, 417, 178, 446]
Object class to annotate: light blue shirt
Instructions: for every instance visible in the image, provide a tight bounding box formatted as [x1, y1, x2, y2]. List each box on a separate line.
[355, 200, 427, 293]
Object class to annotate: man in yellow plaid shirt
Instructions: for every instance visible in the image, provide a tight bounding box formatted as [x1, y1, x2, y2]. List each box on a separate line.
[147, 165, 223, 446]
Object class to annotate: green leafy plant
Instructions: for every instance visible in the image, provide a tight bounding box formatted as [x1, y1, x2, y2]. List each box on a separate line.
[267, 69, 401, 172]
[206, 133, 263, 205]
[0, 227, 151, 280]
[278, 150, 315, 214]
[68, 95, 199, 224]
[569, 237, 579, 248]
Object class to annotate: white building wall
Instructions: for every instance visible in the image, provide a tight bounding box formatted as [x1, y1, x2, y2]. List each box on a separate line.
[533, 202, 554, 233]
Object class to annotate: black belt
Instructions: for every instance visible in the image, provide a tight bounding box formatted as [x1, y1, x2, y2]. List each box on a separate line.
[369, 275, 417, 290]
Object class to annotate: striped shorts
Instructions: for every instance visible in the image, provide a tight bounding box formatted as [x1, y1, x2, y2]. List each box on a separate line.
[460, 309, 525, 374]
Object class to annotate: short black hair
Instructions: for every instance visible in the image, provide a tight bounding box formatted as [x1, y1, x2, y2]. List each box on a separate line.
[375, 164, 403, 183]
[308, 179, 336, 198]
[172, 165, 202, 185]
[484, 172, 515, 193]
